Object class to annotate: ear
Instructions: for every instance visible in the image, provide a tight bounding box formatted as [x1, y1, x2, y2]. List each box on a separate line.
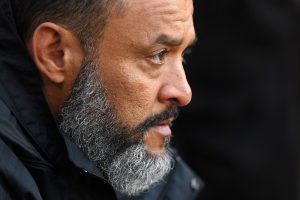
[27, 22, 83, 85]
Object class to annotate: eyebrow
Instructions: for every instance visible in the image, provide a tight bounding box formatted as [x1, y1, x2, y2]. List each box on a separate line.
[154, 34, 198, 48]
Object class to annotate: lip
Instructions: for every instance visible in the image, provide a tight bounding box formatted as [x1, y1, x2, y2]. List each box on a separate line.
[150, 118, 173, 137]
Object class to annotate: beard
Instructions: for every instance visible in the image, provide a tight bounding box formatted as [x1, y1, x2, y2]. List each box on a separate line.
[57, 58, 178, 196]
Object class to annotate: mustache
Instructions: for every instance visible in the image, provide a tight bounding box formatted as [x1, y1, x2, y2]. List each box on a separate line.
[136, 106, 179, 133]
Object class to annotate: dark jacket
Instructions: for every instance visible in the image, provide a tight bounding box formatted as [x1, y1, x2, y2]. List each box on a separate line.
[0, 0, 203, 199]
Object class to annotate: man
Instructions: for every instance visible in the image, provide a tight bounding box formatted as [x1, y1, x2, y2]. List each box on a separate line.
[0, 0, 203, 199]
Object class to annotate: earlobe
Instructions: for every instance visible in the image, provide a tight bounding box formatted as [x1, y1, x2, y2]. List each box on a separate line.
[26, 22, 83, 116]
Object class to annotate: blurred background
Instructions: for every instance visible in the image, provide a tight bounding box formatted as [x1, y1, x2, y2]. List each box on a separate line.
[173, 0, 300, 200]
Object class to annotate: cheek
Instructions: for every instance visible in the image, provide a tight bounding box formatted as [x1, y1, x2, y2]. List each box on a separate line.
[99, 64, 158, 128]
[117, 82, 153, 125]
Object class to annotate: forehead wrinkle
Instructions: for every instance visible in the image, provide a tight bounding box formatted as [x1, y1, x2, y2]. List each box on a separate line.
[159, 12, 195, 44]
[116, 0, 194, 49]
[149, 2, 193, 40]
[130, 0, 193, 22]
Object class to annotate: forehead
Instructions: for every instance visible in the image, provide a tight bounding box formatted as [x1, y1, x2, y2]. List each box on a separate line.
[127, 0, 193, 20]
[106, 0, 195, 47]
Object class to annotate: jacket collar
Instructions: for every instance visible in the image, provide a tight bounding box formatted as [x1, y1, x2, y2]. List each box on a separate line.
[0, 0, 105, 180]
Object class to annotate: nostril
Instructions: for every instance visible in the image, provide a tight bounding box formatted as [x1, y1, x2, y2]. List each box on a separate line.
[169, 98, 180, 106]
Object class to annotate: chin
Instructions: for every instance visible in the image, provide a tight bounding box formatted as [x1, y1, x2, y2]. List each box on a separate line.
[146, 146, 167, 157]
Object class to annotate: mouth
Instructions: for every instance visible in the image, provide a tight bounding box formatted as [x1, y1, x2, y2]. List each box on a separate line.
[149, 118, 173, 137]
[143, 118, 174, 156]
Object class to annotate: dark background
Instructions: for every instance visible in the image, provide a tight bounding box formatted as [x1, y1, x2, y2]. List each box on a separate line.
[173, 0, 300, 200]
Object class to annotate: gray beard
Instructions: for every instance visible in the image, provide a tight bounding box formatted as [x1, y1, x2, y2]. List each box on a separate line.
[57, 59, 173, 196]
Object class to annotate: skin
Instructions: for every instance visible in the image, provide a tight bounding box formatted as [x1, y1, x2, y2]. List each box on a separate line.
[28, 0, 196, 154]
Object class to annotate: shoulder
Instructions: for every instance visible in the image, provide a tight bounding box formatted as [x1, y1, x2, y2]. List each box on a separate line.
[0, 96, 46, 162]
[0, 97, 46, 199]
[0, 136, 43, 199]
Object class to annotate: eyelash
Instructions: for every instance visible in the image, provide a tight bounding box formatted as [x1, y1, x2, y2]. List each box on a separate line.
[149, 49, 169, 65]
[149, 48, 192, 66]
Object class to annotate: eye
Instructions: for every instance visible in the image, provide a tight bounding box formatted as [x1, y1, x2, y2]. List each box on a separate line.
[182, 48, 192, 66]
[149, 49, 169, 65]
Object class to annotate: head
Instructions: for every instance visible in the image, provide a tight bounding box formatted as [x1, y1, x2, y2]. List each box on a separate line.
[21, 0, 196, 196]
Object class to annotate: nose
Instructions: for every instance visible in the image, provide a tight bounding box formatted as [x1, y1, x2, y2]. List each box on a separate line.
[158, 62, 192, 107]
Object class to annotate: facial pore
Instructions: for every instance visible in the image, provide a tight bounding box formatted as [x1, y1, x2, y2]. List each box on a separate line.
[58, 58, 178, 196]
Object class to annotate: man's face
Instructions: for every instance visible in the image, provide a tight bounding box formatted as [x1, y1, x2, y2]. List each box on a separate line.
[58, 0, 195, 196]
[97, 0, 196, 153]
